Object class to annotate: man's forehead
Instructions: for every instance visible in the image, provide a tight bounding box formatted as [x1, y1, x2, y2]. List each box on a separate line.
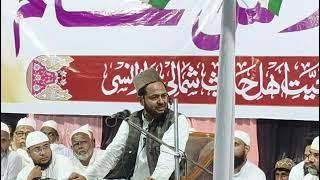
[41, 126, 56, 133]
[145, 82, 166, 94]
[16, 125, 34, 132]
[275, 170, 289, 174]
[310, 149, 319, 154]
[1, 130, 10, 137]
[72, 133, 90, 141]
[30, 141, 50, 149]
[235, 137, 245, 144]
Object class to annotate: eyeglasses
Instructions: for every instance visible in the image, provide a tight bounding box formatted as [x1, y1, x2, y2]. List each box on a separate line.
[30, 143, 51, 155]
[15, 131, 31, 138]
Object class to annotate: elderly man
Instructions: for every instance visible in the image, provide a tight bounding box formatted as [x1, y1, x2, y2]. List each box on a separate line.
[70, 124, 104, 179]
[274, 158, 295, 180]
[40, 120, 73, 158]
[12, 117, 37, 167]
[289, 132, 319, 180]
[17, 131, 74, 180]
[303, 136, 319, 180]
[1, 122, 23, 180]
[70, 68, 189, 180]
[233, 130, 266, 180]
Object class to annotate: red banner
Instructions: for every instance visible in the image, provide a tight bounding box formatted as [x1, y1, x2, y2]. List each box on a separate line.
[27, 55, 319, 106]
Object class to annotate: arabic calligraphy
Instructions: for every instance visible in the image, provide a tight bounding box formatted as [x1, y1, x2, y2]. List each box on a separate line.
[98, 56, 319, 105]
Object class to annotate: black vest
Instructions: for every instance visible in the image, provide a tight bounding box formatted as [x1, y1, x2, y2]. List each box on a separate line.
[106, 109, 176, 179]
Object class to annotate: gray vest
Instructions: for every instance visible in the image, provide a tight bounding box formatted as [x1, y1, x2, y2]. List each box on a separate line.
[106, 109, 176, 179]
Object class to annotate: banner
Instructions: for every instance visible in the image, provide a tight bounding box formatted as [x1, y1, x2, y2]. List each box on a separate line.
[1, 0, 319, 120]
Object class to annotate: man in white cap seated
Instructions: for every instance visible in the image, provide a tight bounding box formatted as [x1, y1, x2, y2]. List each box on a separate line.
[17, 131, 75, 180]
[289, 132, 318, 180]
[70, 124, 104, 179]
[40, 120, 73, 158]
[303, 136, 319, 180]
[234, 130, 266, 180]
[12, 117, 37, 167]
[69, 68, 189, 180]
[1, 122, 23, 180]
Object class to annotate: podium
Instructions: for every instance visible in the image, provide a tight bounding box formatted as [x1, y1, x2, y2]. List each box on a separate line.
[181, 132, 214, 180]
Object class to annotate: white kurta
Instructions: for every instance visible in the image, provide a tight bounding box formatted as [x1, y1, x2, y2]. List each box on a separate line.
[303, 174, 319, 180]
[1, 150, 23, 180]
[71, 148, 105, 179]
[16, 148, 33, 167]
[51, 143, 73, 159]
[83, 114, 189, 180]
[233, 160, 266, 180]
[16, 153, 74, 180]
[289, 161, 305, 180]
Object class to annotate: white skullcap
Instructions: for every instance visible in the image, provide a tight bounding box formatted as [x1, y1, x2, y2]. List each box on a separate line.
[26, 131, 49, 149]
[1, 122, 10, 134]
[235, 130, 251, 146]
[71, 124, 92, 139]
[17, 117, 36, 130]
[41, 120, 58, 131]
[80, 124, 93, 133]
[310, 136, 319, 152]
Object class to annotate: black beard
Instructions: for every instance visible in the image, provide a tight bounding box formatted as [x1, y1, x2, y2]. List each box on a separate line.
[34, 156, 52, 170]
[153, 108, 169, 121]
[234, 155, 245, 169]
[304, 164, 309, 175]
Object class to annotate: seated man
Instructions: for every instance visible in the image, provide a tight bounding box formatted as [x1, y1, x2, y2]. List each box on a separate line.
[70, 124, 104, 179]
[40, 120, 73, 158]
[1, 122, 23, 180]
[274, 158, 295, 180]
[17, 131, 74, 180]
[303, 136, 319, 180]
[233, 130, 266, 180]
[12, 117, 37, 167]
[289, 132, 319, 180]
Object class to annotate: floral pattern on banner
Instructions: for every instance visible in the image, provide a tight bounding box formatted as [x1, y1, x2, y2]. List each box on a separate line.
[31, 55, 73, 100]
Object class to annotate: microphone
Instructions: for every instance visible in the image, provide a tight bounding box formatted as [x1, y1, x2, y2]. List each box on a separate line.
[105, 110, 131, 121]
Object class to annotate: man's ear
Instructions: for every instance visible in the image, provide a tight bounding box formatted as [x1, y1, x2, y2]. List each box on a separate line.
[138, 96, 144, 106]
[244, 145, 250, 155]
[27, 149, 31, 157]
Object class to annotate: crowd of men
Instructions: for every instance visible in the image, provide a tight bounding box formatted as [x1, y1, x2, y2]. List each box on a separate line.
[1, 69, 319, 180]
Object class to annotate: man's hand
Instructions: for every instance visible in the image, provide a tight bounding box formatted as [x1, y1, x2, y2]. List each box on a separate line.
[147, 177, 155, 180]
[68, 172, 86, 180]
[27, 166, 42, 180]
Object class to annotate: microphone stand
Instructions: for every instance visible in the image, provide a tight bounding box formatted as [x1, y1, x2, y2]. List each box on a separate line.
[125, 99, 213, 179]
[173, 98, 180, 180]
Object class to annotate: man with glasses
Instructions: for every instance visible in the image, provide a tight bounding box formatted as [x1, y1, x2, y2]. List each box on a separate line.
[40, 120, 73, 158]
[303, 136, 319, 180]
[1, 122, 23, 180]
[12, 117, 37, 167]
[17, 131, 74, 180]
[69, 68, 190, 180]
[289, 132, 319, 180]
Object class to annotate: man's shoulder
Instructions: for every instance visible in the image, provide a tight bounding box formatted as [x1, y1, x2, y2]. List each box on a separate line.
[245, 161, 266, 178]
[8, 150, 21, 160]
[17, 163, 34, 176]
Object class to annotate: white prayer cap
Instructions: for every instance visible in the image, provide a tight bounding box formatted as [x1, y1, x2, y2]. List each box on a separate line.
[310, 136, 319, 152]
[17, 117, 36, 130]
[235, 130, 251, 146]
[80, 124, 93, 133]
[26, 131, 49, 149]
[41, 120, 58, 131]
[71, 124, 92, 139]
[1, 122, 10, 134]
